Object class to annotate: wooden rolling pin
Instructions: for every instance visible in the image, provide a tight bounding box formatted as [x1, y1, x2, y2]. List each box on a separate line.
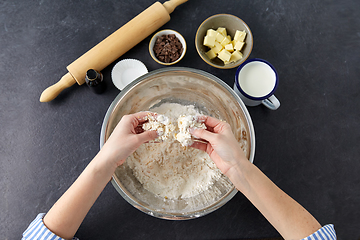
[40, 0, 188, 102]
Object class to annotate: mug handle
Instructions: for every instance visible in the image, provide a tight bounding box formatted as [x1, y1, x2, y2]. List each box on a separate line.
[262, 95, 280, 110]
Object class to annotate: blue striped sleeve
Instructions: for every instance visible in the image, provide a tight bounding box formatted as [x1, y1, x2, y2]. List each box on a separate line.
[22, 213, 79, 240]
[301, 224, 337, 240]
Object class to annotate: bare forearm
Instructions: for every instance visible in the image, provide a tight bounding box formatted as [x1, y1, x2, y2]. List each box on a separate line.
[227, 160, 321, 240]
[40, 112, 157, 240]
[43, 152, 116, 240]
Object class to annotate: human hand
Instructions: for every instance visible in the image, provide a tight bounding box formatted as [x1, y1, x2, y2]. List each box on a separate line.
[100, 112, 158, 167]
[190, 116, 247, 176]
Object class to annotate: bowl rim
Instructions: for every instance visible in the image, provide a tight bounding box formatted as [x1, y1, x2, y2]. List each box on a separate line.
[100, 67, 256, 220]
[195, 13, 253, 69]
[149, 29, 187, 66]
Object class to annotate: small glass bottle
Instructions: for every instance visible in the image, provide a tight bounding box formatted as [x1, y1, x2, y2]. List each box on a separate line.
[85, 69, 106, 94]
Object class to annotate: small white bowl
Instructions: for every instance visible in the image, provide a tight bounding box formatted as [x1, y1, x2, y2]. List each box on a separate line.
[149, 29, 187, 65]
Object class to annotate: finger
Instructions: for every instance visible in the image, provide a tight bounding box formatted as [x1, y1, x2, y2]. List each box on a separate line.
[136, 130, 158, 143]
[134, 125, 144, 134]
[202, 116, 224, 128]
[190, 141, 208, 152]
[123, 112, 153, 130]
[190, 128, 217, 143]
[196, 116, 225, 133]
[137, 112, 157, 122]
[130, 111, 157, 125]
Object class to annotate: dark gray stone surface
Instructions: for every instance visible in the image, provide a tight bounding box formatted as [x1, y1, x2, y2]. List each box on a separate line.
[1, 0, 359, 239]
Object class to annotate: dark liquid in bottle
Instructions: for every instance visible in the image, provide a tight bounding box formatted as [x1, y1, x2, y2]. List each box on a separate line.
[85, 69, 106, 94]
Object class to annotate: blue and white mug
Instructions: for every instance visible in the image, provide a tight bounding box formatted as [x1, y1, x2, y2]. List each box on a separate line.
[233, 58, 280, 110]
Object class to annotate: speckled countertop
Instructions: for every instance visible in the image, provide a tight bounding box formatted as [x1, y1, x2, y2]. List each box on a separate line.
[1, 0, 359, 239]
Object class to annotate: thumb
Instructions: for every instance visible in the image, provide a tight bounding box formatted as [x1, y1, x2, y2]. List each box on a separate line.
[137, 130, 158, 143]
[190, 128, 216, 143]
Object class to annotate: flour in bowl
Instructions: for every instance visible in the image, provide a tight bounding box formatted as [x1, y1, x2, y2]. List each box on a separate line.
[176, 115, 206, 146]
[142, 114, 176, 142]
[142, 110, 206, 146]
[126, 103, 222, 199]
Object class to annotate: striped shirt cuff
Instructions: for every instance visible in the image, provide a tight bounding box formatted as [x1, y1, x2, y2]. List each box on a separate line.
[301, 224, 337, 240]
[22, 213, 79, 240]
[23, 213, 336, 240]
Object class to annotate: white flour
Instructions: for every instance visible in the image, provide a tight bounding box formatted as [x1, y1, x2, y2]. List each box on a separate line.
[176, 115, 205, 146]
[127, 103, 222, 199]
[142, 114, 176, 142]
[142, 111, 206, 146]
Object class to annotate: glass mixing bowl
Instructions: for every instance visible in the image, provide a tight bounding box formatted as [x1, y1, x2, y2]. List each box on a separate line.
[100, 67, 255, 220]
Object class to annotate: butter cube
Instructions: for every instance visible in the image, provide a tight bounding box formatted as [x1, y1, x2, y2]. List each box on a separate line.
[218, 49, 232, 62]
[229, 51, 243, 62]
[211, 41, 223, 54]
[234, 30, 247, 42]
[234, 41, 245, 51]
[203, 35, 216, 48]
[215, 32, 225, 43]
[205, 49, 217, 59]
[206, 29, 217, 38]
[217, 27, 227, 36]
[203, 27, 246, 64]
[220, 37, 231, 47]
[224, 43, 234, 52]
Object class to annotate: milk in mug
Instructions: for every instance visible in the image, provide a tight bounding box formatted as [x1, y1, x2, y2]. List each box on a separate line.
[238, 61, 276, 98]
[234, 58, 280, 110]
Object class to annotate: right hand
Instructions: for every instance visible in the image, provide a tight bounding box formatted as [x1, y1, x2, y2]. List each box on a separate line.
[190, 116, 247, 175]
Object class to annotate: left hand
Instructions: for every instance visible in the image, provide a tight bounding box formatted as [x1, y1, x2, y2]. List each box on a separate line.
[190, 115, 247, 176]
[100, 112, 158, 167]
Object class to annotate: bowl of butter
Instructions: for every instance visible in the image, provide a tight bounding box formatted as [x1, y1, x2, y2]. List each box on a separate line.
[195, 14, 253, 69]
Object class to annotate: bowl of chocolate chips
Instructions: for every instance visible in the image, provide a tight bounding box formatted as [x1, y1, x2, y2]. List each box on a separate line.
[149, 29, 186, 65]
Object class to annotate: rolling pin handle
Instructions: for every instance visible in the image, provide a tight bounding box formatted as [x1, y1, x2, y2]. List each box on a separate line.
[163, 0, 188, 14]
[39, 72, 76, 102]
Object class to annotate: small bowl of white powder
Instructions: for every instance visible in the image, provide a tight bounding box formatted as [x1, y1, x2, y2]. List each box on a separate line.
[100, 67, 255, 220]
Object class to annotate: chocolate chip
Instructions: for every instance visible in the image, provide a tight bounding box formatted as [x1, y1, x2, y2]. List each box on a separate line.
[153, 34, 183, 63]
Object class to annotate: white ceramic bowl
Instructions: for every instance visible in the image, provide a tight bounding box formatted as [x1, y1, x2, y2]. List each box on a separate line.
[149, 29, 187, 65]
